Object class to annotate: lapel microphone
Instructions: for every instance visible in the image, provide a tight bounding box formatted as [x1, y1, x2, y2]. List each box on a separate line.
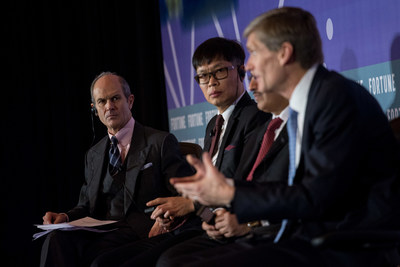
[90, 108, 96, 147]
[210, 128, 216, 137]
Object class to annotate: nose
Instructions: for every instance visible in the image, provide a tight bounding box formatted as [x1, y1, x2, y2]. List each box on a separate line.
[207, 74, 219, 87]
[249, 77, 257, 92]
[105, 99, 115, 110]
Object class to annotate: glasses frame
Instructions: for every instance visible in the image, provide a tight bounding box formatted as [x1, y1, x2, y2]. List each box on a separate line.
[194, 65, 236, 85]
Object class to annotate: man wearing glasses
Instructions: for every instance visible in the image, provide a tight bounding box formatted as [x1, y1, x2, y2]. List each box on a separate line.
[193, 37, 269, 175]
[90, 37, 269, 266]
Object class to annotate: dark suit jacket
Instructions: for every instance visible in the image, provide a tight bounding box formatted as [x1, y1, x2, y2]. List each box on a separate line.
[232, 65, 400, 240]
[67, 122, 194, 238]
[234, 121, 289, 184]
[203, 92, 270, 177]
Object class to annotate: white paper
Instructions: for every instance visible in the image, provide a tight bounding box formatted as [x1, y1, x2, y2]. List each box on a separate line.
[35, 216, 117, 230]
[33, 217, 118, 240]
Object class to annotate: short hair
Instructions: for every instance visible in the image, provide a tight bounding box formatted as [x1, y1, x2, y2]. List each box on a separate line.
[192, 37, 245, 70]
[90, 72, 132, 103]
[244, 7, 324, 69]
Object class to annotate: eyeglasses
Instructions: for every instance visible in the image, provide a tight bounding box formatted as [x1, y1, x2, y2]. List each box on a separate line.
[194, 65, 236, 84]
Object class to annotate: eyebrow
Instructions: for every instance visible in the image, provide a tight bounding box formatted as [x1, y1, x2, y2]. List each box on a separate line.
[96, 94, 121, 102]
[197, 63, 227, 73]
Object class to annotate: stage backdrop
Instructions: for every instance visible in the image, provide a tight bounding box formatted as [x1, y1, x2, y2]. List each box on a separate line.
[159, 0, 400, 146]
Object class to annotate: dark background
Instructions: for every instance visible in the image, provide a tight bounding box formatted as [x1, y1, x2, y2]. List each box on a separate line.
[2, 1, 168, 266]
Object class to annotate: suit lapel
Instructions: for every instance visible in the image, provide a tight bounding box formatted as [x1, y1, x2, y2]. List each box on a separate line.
[237, 122, 268, 179]
[216, 92, 252, 168]
[87, 137, 109, 214]
[123, 122, 150, 214]
[296, 65, 327, 183]
[263, 125, 288, 162]
[203, 117, 216, 152]
[250, 124, 288, 177]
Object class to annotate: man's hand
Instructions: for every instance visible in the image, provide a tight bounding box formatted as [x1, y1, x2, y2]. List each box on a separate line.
[170, 153, 235, 206]
[42, 212, 68, 224]
[146, 196, 195, 220]
[148, 221, 165, 238]
[213, 209, 250, 238]
[154, 217, 175, 232]
[202, 221, 224, 240]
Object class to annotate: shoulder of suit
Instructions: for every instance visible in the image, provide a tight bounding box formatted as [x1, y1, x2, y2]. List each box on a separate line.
[88, 135, 109, 155]
[232, 93, 257, 113]
[312, 67, 369, 103]
[141, 125, 171, 141]
[234, 100, 270, 122]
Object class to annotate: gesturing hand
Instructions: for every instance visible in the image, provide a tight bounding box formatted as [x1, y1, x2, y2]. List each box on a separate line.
[146, 196, 195, 220]
[170, 152, 235, 206]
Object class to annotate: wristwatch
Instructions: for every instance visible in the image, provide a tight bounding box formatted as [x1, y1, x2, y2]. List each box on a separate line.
[247, 221, 261, 228]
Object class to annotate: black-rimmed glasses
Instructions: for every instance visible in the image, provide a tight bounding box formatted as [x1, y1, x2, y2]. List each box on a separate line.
[194, 65, 236, 84]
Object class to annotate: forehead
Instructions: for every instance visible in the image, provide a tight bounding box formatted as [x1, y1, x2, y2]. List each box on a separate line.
[246, 32, 265, 50]
[196, 59, 232, 72]
[92, 75, 123, 98]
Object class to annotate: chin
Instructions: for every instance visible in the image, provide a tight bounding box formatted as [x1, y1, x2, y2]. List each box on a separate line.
[257, 103, 266, 111]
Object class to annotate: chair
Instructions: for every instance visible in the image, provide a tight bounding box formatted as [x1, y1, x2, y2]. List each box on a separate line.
[178, 142, 203, 159]
[390, 117, 400, 143]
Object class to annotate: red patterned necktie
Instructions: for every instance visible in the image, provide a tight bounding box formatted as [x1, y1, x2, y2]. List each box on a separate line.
[209, 114, 224, 157]
[246, 117, 283, 181]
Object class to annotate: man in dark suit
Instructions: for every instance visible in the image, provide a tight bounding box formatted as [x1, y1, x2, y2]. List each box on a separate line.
[87, 37, 269, 267]
[196, 37, 270, 177]
[39, 72, 194, 267]
[171, 7, 400, 267]
[145, 37, 269, 228]
[156, 75, 290, 266]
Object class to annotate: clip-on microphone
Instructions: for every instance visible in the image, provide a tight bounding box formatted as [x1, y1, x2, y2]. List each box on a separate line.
[90, 103, 97, 147]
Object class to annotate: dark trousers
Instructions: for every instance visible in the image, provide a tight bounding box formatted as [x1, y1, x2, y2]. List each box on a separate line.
[90, 229, 203, 267]
[156, 235, 396, 267]
[40, 224, 139, 267]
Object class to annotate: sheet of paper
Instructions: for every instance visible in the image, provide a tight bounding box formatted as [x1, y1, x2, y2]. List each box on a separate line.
[33, 217, 118, 240]
[32, 226, 118, 240]
[35, 216, 117, 230]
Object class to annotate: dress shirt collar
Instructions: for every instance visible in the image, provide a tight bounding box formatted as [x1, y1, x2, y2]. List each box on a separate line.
[272, 105, 290, 124]
[289, 64, 318, 114]
[108, 117, 135, 148]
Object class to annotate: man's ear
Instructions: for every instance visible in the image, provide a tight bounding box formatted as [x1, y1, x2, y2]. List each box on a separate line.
[278, 42, 294, 66]
[128, 94, 135, 109]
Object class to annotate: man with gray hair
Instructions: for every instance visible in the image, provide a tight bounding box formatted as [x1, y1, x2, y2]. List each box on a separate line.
[170, 7, 400, 266]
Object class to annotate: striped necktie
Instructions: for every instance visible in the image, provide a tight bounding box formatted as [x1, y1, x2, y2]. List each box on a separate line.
[109, 136, 122, 176]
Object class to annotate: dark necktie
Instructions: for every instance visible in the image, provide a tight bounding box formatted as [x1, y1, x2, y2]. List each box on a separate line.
[274, 107, 298, 243]
[246, 117, 283, 181]
[109, 136, 122, 176]
[209, 114, 224, 158]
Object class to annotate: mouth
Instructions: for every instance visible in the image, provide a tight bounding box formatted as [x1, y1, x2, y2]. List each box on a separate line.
[209, 91, 222, 98]
[106, 114, 118, 120]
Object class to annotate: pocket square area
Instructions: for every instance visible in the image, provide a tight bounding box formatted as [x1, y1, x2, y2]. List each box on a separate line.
[225, 145, 235, 151]
[140, 162, 153, 170]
